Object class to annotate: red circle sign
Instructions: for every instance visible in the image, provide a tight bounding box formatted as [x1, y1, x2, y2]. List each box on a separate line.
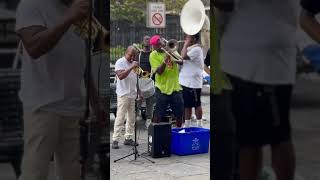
[152, 13, 163, 25]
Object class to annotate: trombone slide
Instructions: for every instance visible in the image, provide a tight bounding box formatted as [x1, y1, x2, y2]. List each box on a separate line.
[161, 48, 183, 63]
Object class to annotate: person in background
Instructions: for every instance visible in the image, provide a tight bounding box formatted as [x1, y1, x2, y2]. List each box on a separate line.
[137, 35, 155, 128]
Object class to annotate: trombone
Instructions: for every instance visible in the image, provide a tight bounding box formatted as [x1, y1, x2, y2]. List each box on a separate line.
[160, 38, 184, 63]
[132, 43, 152, 78]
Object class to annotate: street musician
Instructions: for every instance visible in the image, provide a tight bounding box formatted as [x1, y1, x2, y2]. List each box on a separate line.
[179, 33, 204, 127]
[149, 35, 184, 127]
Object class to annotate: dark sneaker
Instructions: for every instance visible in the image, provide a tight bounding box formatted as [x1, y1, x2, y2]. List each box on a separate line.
[124, 139, 139, 146]
[112, 141, 119, 149]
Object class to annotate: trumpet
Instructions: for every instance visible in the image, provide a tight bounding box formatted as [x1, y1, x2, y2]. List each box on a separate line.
[160, 38, 184, 62]
[72, 16, 109, 51]
[133, 66, 151, 78]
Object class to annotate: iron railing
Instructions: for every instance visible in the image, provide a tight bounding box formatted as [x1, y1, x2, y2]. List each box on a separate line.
[110, 15, 185, 63]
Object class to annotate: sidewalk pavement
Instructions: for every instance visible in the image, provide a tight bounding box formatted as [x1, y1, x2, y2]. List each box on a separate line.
[110, 90, 211, 180]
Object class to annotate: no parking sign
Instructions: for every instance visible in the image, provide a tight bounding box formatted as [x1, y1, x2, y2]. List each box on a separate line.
[147, 2, 166, 28]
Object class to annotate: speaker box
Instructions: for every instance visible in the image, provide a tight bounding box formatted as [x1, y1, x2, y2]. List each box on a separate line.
[148, 122, 171, 158]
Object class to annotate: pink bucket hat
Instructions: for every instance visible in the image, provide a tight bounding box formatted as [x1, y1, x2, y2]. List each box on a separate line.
[149, 35, 161, 45]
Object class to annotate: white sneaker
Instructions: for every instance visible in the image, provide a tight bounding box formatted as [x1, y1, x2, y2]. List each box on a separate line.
[183, 120, 191, 128]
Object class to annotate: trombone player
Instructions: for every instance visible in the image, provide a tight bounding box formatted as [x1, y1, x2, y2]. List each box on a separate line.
[149, 35, 184, 127]
[15, 0, 106, 179]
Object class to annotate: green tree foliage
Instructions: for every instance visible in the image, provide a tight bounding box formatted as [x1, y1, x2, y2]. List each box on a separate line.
[111, 0, 188, 23]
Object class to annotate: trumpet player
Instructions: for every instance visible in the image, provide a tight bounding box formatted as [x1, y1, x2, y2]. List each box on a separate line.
[112, 46, 140, 149]
[15, 0, 106, 180]
[179, 33, 204, 127]
[149, 35, 184, 127]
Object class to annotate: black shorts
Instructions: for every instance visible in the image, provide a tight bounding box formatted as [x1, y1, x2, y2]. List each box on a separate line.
[181, 85, 201, 108]
[228, 75, 293, 147]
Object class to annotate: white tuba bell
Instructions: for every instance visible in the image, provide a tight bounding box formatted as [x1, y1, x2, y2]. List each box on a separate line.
[180, 0, 210, 55]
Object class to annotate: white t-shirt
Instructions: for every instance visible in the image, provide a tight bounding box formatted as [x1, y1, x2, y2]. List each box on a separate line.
[115, 57, 137, 98]
[179, 45, 204, 89]
[220, 0, 299, 85]
[15, 0, 86, 117]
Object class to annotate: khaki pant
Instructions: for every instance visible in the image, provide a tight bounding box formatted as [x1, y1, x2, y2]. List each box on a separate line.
[19, 110, 80, 180]
[112, 96, 136, 141]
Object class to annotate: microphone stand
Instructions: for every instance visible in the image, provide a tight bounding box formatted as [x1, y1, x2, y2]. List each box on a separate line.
[80, 0, 93, 179]
[80, 0, 110, 179]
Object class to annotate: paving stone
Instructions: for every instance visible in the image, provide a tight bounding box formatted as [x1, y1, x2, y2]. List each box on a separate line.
[178, 174, 210, 180]
[0, 164, 16, 180]
[148, 163, 209, 178]
[126, 172, 177, 180]
[110, 94, 211, 179]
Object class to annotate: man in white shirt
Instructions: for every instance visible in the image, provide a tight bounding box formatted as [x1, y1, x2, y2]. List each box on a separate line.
[112, 46, 139, 149]
[180, 33, 204, 127]
[15, 0, 105, 179]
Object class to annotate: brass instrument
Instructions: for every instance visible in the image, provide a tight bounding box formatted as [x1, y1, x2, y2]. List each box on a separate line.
[133, 66, 151, 78]
[180, 0, 210, 54]
[72, 16, 109, 51]
[160, 38, 184, 63]
[162, 38, 184, 50]
[132, 43, 151, 78]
